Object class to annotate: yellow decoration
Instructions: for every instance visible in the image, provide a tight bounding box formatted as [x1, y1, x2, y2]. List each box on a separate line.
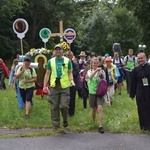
[60, 41, 70, 52]
[34, 54, 47, 69]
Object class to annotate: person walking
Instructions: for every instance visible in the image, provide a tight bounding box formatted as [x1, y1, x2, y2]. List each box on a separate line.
[8, 59, 19, 86]
[8, 59, 19, 97]
[66, 51, 79, 117]
[79, 62, 90, 109]
[124, 49, 138, 94]
[43, 44, 75, 130]
[77, 51, 87, 98]
[87, 57, 106, 133]
[15, 57, 37, 118]
[0, 58, 9, 90]
[113, 52, 125, 95]
[130, 52, 150, 131]
[104, 57, 117, 104]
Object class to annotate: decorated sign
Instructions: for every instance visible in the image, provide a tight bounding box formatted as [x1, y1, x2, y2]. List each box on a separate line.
[39, 28, 51, 43]
[13, 18, 29, 39]
[64, 28, 76, 44]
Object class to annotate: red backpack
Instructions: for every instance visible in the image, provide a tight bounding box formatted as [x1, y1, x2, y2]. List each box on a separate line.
[96, 79, 108, 97]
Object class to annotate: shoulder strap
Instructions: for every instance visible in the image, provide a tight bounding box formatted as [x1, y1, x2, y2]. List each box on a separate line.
[119, 58, 122, 65]
[113, 58, 115, 64]
[29, 67, 33, 75]
[20, 66, 33, 75]
[126, 56, 129, 62]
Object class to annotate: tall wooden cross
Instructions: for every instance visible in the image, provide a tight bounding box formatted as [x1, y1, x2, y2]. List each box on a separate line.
[50, 21, 76, 43]
[50, 21, 64, 42]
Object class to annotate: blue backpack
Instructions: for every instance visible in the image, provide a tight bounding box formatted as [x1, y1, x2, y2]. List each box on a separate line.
[96, 79, 108, 97]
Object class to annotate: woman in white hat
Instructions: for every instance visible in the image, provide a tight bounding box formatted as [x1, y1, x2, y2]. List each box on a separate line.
[78, 51, 87, 70]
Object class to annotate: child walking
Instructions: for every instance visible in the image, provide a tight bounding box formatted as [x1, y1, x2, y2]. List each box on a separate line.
[87, 57, 106, 133]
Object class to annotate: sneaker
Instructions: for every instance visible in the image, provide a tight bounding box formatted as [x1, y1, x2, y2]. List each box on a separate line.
[25, 114, 29, 119]
[63, 121, 68, 128]
[53, 126, 59, 131]
[98, 127, 104, 133]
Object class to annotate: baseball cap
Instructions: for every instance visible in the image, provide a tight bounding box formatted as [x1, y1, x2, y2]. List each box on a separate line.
[54, 44, 62, 49]
[104, 53, 109, 57]
[24, 57, 31, 62]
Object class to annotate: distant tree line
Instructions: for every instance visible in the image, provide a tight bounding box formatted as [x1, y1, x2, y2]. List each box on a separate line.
[0, 0, 149, 60]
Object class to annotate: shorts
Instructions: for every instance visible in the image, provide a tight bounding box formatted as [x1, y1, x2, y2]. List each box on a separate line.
[117, 76, 123, 83]
[19, 87, 34, 103]
[89, 94, 104, 108]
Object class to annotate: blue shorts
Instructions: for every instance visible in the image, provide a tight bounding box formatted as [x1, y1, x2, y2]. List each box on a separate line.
[19, 87, 34, 103]
[117, 76, 123, 83]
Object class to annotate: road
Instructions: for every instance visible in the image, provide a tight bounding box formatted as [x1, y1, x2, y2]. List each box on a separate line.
[0, 132, 150, 150]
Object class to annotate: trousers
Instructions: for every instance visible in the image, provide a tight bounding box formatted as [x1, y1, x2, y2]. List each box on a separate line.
[47, 81, 70, 127]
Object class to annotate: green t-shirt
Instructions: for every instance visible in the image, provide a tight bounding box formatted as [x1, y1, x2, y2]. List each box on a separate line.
[87, 70, 99, 94]
[47, 57, 72, 78]
[17, 67, 37, 89]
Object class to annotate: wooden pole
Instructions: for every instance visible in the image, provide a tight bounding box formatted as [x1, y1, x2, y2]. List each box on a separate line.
[59, 21, 63, 42]
[69, 43, 71, 51]
[20, 39, 24, 58]
[44, 42, 46, 49]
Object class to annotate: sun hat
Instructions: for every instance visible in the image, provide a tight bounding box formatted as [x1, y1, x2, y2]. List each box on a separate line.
[79, 51, 87, 57]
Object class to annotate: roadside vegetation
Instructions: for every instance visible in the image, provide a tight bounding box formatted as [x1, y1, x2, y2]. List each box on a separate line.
[0, 80, 143, 135]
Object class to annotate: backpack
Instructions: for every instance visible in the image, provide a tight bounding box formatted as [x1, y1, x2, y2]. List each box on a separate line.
[96, 79, 108, 97]
[126, 55, 135, 63]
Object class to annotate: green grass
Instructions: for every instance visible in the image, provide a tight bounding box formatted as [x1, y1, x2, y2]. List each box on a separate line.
[0, 80, 143, 135]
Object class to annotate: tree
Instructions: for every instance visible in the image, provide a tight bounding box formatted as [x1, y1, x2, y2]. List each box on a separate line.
[0, 0, 27, 59]
[118, 0, 150, 54]
[76, 3, 143, 56]
[107, 7, 143, 55]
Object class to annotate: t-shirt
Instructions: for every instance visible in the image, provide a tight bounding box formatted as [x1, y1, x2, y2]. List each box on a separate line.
[124, 55, 137, 70]
[47, 57, 72, 78]
[17, 67, 37, 89]
[87, 69, 106, 94]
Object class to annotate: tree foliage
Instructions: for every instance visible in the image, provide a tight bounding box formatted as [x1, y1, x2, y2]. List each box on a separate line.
[0, 0, 27, 59]
[77, 4, 142, 56]
[0, 0, 149, 60]
[118, 0, 150, 54]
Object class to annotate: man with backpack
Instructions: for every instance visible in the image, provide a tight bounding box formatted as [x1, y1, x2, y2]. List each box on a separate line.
[113, 52, 125, 95]
[124, 49, 138, 94]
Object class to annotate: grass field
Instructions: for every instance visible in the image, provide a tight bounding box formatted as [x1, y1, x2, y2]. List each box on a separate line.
[0, 79, 142, 135]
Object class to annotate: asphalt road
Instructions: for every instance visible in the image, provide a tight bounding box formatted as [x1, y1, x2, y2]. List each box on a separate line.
[0, 132, 150, 150]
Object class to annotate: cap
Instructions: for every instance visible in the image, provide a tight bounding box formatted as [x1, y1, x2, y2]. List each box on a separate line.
[104, 53, 109, 57]
[24, 57, 31, 62]
[105, 57, 112, 62]
[91, 52, 96, 56]
[54, 44, 62, 49]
